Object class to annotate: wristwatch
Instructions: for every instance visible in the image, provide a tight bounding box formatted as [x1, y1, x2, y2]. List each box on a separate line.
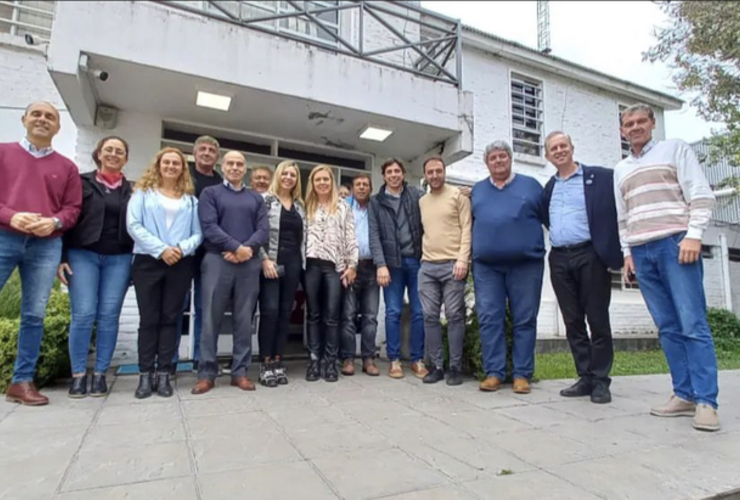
[53, 217, 63, 230]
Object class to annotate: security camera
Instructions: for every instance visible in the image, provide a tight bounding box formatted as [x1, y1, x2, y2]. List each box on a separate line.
[24, 33, 34, 45]
[24, 33, 49, 46]
[91, 69, 109, 82]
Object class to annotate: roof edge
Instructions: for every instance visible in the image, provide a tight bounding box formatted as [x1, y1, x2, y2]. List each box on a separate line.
[461, 25, 683, 111]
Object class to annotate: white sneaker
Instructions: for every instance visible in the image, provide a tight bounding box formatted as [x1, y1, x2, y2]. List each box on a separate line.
[650, 395, 696, 417]
[692, 404, 721, 432]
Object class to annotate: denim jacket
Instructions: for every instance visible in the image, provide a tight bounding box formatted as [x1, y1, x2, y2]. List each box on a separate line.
[126, 189, 203, 259]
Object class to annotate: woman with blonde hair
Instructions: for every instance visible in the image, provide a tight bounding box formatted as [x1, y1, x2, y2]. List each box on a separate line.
[303, 165, 358, 382]
[126, 147, 202, 399]
[257, 160, 305, 387]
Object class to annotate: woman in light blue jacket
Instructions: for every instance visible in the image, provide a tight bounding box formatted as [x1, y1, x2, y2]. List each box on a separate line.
[126, 147, 202, 399]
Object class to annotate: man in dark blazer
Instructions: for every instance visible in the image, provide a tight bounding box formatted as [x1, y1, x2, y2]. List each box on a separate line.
[541, 131, 622, 404]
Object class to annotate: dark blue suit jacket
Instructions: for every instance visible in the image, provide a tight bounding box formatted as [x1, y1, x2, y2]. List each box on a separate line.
[541, 164, 623, 270]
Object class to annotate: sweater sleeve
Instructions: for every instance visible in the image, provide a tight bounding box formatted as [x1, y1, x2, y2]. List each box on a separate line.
[456, 189, 472, 264]
[56, 163, 83, 230]
[612, 166, 631, 258]
[243, 194, 269, 251]
[674, 140, 715, 241]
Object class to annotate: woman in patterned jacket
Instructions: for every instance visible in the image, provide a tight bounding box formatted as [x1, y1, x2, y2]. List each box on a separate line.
[304, 165, 358, 382]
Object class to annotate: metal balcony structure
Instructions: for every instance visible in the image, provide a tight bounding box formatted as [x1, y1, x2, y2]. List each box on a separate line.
[156, 1, 462, 86]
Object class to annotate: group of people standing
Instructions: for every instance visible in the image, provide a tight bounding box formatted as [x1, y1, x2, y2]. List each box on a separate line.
[0, 101, 722, 432]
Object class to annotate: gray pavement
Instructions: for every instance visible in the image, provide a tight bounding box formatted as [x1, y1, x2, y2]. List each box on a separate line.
[1, 363, 739, 500]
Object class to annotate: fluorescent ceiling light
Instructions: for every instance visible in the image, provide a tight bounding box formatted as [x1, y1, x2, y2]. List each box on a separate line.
[196, 91, 232, 111]
[359, 125, 393, 142]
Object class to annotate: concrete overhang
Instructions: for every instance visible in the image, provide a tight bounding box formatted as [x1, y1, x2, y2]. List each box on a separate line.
[46, 1, 473, 167]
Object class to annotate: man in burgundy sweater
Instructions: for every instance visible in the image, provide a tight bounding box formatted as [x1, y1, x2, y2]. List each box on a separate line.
[0, 101, 82, 406]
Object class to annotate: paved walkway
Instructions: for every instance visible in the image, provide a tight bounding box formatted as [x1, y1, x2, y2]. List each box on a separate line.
[1, 364, 739, 500]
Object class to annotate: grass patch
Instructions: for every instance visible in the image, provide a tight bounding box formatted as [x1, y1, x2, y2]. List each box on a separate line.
[534, 349, 740, 381]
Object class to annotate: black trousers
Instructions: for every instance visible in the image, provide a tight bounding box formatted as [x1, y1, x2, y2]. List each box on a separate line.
[258, 252, 303, 361]
[132, 254, 194, 373]
[549, 244, 614, 384]
[304, 258, 342, 361]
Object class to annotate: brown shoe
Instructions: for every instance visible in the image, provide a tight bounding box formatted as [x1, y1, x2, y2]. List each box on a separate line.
[512, 378, 531, 394]
[479, 376, 503, 392]
[231, 376, 256, 391]
[341, 359, 355, 376]
[410, 360, 429, 379]
[191, 379, 215, 395]
[6, 381, 49, 406]
[362, 359, 380, 376]
[389, 360, 404, 379]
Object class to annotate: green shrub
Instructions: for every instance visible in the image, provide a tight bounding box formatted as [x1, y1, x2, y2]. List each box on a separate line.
[0, 270, 22, 320]
[707, 307, 740, 352]
[0, 277, 71, 393]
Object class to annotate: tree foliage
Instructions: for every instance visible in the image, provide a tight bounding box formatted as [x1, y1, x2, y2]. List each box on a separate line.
[644, 1, 740, 169]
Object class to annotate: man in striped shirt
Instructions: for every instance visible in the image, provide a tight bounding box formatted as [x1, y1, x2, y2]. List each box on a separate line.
[614, 103, 720, 432]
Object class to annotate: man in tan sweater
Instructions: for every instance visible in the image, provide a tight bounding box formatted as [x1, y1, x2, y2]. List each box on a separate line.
[418, 157, 472, 385]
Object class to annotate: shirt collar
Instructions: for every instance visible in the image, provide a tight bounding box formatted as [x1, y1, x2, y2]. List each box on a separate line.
[490, 172, 516, 189]
[630, 138, 657, 159]
[555, 163, 583, 181]
[20, 137, 54, 157]
[223, 179, 246, 192]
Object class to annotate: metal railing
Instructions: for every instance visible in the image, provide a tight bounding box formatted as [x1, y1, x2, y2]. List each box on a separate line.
[155, 1, 462, 86]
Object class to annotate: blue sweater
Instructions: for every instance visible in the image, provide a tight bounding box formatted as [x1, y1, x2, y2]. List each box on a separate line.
[198, 184, 269, 254]
[471, 175, 545, 264]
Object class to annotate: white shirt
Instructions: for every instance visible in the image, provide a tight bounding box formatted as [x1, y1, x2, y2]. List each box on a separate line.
[157, 192, 182, 230]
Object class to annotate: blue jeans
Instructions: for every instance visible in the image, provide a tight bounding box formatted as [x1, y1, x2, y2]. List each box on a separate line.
[473, 259, 544, 381]
[174, 270, 202, 364]
[67, 249, 132, 374]
[631, 232, 719, 408]
[0, 230, 62, 383]
[383, 257, 425, 361]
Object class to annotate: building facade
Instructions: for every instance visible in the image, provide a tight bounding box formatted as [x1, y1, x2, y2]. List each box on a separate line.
[5, 0, 732, 365]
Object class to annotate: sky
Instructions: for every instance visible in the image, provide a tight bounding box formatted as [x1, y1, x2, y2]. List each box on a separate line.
[420, 0, 725, 143]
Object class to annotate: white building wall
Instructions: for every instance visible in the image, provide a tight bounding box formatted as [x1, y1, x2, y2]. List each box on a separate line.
[702, 249, 727, 309]
[0, 40, 77, 158]
[731, 261, 740, 317]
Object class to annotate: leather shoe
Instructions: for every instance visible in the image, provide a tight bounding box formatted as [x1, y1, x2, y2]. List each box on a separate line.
[156, 372, 173, 398]
[479, 376, 503, 392]
[191, 378, 215, 395]
[68, 375, 88, 399]
[90, 374, 108, 397]
[590, 382, 612, 404]
[362, 359, 380, 376]
[6, 381, 49, 406]
[423, 367, 444, 384]
[560, 378, 593, 398]
[231, 376, 256, 391]
[341, 359, 355, 376]
[513, 378, 531, 394]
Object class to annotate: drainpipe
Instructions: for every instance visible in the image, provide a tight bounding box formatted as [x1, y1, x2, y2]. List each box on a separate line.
[719, 233, 733, 311]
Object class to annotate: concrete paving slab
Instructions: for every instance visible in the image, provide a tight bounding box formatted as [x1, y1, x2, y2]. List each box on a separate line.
[372, 485, 480, 500]
[85, 418, 186, 448]
[311, 447, 449, 500]
[462, 469, 603, 500]
[54, 477, 198, 500]
[61, 441, 193, 492]
[191, 432, 303, 474]
[199, 460, 338, 500]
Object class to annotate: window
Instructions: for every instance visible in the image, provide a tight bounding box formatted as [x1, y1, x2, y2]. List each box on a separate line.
[0, 1, 54, 39]
[729, 248, 740, 263]
[204, 1, 340, 45]
[511, 74, 544, 157]
[618, 104, 630, 159]
[701, 245, 714, 259]
[610, 270, 639, 291]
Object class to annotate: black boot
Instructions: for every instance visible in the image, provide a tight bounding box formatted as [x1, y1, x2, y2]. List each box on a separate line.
[135, 373, 153, 399]
[324, 357, 338, 382]
[90, 373, 108, 397]
[68, 374, 88, 399]
[156, 372, 173, 397]
[560, 378, 593, 398]
[306, 359, 320, 382]
[423, 367, 444, 384]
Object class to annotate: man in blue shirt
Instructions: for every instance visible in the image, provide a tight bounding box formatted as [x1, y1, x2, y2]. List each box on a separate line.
[191, 151, 268, 395]
[472, 141, 545, 395]
[541, 131, 622, 404]
[339, 173, 381, 376]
